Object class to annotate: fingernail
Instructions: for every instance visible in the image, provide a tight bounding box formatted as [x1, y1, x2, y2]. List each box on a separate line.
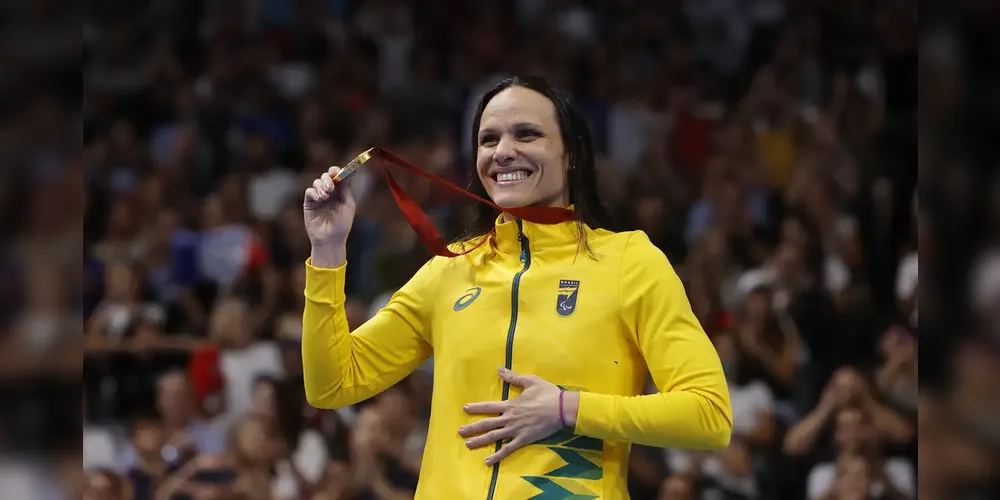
[465, 440, 472, 447]
[498, 367, 507, 373]
[485, 459, 492, 466]
[325, 181, 332, 189]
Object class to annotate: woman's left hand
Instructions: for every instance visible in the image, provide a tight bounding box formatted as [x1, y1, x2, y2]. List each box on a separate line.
[460, 367, 576, 466]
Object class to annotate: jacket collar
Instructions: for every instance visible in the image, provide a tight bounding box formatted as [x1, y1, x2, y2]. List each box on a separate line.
[493, 209, 581, 255]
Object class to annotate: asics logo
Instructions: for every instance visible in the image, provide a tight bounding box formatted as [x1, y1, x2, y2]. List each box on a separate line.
[454, 287, 482, 311]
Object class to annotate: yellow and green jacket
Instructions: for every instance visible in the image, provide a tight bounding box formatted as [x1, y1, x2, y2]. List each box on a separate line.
[302, 217, 733, 499]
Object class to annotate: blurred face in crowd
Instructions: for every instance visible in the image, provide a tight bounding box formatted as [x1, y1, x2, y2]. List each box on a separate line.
[476, 86, 570, 209]
[780, 216, 808, 249]
[131, 418, 165, 458]
[157, 371, 193, 425]
[210, 299, 252, 348]
[775, 243, 804, 286]
[745, 288, 771, 324]
[717, 179, 743, 213]
[105, 261, 138, 302]
[658, 474, 694, 500]
[376, 387, 413, 435]
[150, 209, 179, 251]
[243, 134, 273, 171]
[107, 198, 137, 238]
[83, 470, 124, 500]
[201, 195, 227, 228]
[833, 407, 874, 455]
[835, 456, 871, 500]
[307, 138, 338, 170]
[635, 196, 665, 234]
[234, 416, 274, 464]
[251, 379, 278, 418]
[836, 220, 864, 268]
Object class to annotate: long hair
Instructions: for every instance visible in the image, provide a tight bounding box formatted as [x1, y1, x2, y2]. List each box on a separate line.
[460, 75, 612, 255]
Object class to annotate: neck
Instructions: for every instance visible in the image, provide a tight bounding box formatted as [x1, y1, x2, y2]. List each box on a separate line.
[498, 198, 572, 224]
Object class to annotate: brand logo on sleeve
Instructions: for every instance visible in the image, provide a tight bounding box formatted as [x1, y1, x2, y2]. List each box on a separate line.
[453, 287, 482, 311]
[556, 280, 579, 317]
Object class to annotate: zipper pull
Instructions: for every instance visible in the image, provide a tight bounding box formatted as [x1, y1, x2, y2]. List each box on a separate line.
[518, 232, 527, 263]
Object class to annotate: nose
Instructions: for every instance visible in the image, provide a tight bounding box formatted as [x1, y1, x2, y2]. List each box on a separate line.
[493, 136, 517, 166]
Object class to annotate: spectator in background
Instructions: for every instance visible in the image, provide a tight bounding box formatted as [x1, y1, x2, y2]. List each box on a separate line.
[122, 412, 170, 500]
[119, 370, 226, 474]
[83, 395, 119, 472]
[874, 325, 918, 416]
[83, 468, 130, 500]
[348, 387, 423, 500]
[805, 405, 913, 500]
[251, 376, 328, 499]
[85, 261, 164, 347]
[209, 297, 284, 423]
[784, 369, 914, 499]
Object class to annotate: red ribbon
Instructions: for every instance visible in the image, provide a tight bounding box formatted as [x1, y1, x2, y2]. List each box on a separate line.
[334, 148, 576, 257]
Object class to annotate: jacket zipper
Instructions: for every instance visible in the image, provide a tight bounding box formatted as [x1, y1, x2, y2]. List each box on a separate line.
[486, 220, 530, 500]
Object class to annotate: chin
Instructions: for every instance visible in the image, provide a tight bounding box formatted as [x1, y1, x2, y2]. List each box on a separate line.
[489, 191, 535, 209]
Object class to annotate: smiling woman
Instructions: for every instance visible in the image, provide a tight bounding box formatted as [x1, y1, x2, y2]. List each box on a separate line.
[300, 75, 733, 500]
[475, 86, 569, 209]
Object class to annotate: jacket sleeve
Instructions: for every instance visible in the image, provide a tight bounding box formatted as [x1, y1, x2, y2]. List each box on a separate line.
[301, 257, 435, 409]
[573, 232, 733, 449]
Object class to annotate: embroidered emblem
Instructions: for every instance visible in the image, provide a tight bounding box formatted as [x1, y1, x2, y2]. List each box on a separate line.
[556, 280, 579, 317]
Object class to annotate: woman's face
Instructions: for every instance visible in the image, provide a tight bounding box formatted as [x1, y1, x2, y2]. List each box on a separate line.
[476, 86, 569, 209]
[105, 262, 137, 300]
[236, 418, 272, 463]
[211, 300, 251, 347]
[251, 382, 277, 417]
[780, 217, 807, 248]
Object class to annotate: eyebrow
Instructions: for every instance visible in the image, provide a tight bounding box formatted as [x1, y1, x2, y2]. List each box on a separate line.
[478, 122, 543, 136]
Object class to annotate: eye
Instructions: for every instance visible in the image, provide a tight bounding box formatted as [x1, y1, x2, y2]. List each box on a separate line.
[516, 129, 541, 141]
[479, 133, 498, 147]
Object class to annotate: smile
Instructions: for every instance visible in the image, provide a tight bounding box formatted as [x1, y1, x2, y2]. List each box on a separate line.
[493, 170, 533, 185]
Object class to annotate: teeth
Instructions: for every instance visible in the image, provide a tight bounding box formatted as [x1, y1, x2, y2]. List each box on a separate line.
[497, 171, 530, 183]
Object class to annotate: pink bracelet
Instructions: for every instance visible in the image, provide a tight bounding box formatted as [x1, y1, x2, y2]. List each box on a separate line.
[559, 389, 569, 428]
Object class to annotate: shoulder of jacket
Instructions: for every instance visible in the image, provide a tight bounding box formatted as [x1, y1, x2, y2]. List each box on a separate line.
[417, 237, 492, 273]
[446, 234, 492, 254]
[615, 230, 672, 268]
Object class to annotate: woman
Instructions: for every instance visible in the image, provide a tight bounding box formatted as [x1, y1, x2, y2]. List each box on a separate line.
[301, 76, 732, 499]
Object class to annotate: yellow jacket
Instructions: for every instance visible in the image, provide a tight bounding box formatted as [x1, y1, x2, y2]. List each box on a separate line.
[302, 217, 732, 499]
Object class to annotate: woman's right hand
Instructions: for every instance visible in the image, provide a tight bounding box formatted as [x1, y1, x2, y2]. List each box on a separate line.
[304, 166, 356, 267]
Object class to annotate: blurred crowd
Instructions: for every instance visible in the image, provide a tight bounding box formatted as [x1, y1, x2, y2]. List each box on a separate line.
[69, 0, 972, 499]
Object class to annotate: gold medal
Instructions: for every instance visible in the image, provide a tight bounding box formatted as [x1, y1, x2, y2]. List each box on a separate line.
[331, 148, 376, 183]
